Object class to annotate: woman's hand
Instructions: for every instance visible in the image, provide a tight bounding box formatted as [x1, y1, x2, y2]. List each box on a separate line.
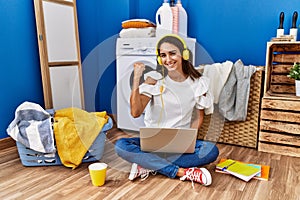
[132, 62, 145, 91]
[133, 62, 157, 86]
[131, 62, 151, 118]
[133, 62, 145, 78]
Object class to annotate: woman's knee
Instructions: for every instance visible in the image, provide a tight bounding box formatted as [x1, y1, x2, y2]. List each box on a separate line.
[197, 141, 219, 163]
[205, 142, 219, 157]
[210, 144, 219, 161]
[114, 137, 140, 157]
[114, 138, 127, 156]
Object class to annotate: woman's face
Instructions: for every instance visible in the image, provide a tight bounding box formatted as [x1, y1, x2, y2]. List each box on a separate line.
[159, 42, 182, 72]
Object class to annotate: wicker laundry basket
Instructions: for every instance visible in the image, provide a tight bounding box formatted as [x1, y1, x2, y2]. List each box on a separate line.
[16, 117, 113, 166]
[198, 69, 264, 148]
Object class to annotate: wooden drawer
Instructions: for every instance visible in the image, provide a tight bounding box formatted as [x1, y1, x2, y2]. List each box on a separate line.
[258, 97, 300, 157]
[264, 42, 300, 97]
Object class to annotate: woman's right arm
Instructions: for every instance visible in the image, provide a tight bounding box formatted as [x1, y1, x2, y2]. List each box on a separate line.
[130, 62, 152, 118]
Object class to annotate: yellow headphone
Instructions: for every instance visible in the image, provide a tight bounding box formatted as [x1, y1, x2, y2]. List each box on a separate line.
[156, 34, 189, 65]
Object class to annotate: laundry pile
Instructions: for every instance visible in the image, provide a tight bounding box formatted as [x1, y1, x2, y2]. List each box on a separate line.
[7, 101, 109, 169]
[7, 102, 56, 153]
[119, 19, 156, 38]
[199, 59, 257, 121]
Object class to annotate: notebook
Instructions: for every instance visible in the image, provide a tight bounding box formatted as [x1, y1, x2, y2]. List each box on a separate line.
[216, 159, 262, 182]
[139, 127, 198, 153]
[215, 158, 270, 181]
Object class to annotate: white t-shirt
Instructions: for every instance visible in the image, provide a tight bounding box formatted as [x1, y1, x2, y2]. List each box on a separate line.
[139, 75, 213, 128]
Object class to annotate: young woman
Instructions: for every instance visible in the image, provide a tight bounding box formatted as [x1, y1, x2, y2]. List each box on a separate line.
[115, 34, 219, 188]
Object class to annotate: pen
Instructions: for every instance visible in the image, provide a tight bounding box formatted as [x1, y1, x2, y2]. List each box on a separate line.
[222, 161, 236, 171]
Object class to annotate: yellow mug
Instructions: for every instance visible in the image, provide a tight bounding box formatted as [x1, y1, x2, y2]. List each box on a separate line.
[88, 163, 108, 186]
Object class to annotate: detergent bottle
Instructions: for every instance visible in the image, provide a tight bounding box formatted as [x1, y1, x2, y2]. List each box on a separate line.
[156, 0, 173, 38]
[170, 0, 179, 34]
[176, 0, 188, 37]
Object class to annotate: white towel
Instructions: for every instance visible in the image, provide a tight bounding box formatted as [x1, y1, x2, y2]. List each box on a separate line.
[202, 61, 233, 104]
[119, 27, 156, 38]
[7, 101, 56, 153]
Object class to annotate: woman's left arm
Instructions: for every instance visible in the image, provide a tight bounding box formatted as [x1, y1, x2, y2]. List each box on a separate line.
[190, 109, 204, 129]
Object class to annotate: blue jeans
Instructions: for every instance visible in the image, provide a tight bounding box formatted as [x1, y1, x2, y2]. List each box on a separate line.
[115, 137, 219, 178]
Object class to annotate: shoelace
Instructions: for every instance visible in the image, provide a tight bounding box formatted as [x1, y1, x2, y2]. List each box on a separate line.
[140, 169, 157, 181]
[180, 168, 203, 189]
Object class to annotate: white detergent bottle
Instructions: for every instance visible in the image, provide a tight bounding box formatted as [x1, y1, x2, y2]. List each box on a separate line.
[176, 0, 188, 37]
[156, 0, 173, 38]
[170, 0, 179, 34]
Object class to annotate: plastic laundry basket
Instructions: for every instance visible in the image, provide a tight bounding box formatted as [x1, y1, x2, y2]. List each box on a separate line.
[16, 117, 113, 166]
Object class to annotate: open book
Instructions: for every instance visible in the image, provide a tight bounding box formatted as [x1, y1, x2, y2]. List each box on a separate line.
[216, 159, 262, 182]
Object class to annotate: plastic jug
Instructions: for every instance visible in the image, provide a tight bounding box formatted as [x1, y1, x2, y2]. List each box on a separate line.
[156, 0, 173, 38]
[176, 0, 188, 37]
[170, 0, 179, 34]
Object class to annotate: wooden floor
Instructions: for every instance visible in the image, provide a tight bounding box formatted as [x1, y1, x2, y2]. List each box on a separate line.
[1, 128, 300, 200]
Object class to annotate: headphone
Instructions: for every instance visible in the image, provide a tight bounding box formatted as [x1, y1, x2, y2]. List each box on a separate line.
[156, 34, 190, 65]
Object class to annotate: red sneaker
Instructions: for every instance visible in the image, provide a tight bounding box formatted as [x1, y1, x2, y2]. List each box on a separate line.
[180, 167, 212, 188]
[128, 163, 156, 181]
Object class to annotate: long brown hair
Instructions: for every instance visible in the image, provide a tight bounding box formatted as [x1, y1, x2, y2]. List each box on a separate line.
[156, 35, 201, 81]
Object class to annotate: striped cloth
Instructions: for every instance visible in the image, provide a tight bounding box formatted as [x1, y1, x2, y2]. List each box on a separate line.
[7, 101, 56, 153]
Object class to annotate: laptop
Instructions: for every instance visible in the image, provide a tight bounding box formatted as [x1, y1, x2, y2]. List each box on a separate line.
[139, 127, 198, 153]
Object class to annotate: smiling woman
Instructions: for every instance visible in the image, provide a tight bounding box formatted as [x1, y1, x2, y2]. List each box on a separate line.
[114, 34, 219, 188]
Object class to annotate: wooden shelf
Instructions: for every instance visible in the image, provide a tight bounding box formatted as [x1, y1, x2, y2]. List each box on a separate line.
[264, 91, 300, 100]
[259, 42, 300, 157]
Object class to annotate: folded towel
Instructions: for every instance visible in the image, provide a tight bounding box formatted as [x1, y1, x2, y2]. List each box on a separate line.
[53, 107, 108, 169]
[119, 27, 156, 38]
[6, 101, 55, 153]
[122, 19, 156, 29]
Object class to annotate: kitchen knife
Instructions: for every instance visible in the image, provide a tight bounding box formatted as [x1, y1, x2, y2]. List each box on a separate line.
[277, 12, 285, 37]
[290, 11, 298, 41]
[292, 11, 298, 28]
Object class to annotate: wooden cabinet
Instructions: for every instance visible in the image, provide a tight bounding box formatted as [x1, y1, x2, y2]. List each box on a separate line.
[258, 42, 300, 157]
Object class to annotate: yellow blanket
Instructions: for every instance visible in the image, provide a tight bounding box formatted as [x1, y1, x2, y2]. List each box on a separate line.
[53, 108, 108, 169]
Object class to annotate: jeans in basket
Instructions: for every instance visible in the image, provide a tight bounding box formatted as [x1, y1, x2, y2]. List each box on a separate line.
[115, 137, 219, 178]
